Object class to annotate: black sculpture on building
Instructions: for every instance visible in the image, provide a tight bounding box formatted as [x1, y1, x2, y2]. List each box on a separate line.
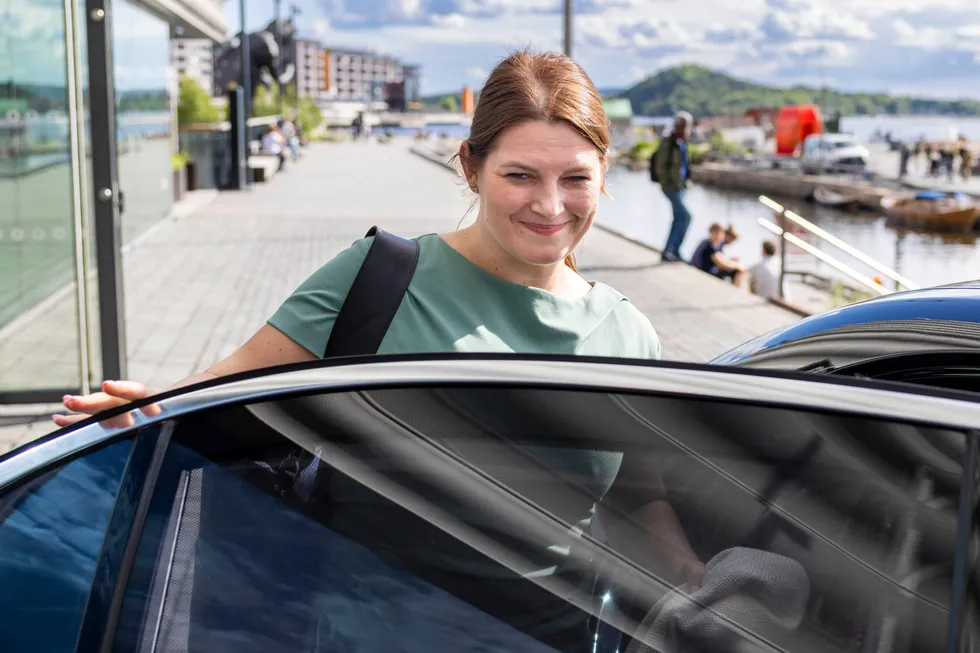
[213, 18, 296, 99]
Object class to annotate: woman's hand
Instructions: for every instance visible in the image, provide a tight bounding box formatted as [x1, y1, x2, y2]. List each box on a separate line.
[53, 380, 160, 429]
[678, 558, 707, 591]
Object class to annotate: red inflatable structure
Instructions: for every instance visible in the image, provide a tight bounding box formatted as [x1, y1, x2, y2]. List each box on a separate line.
[774, 105, 824, 156]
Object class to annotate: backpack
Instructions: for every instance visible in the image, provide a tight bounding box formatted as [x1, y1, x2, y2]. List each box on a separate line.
[649, 144, 660, 184]
[649, 138, 678, 185]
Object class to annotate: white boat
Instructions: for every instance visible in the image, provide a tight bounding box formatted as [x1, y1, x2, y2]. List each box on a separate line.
[813, 186, 860, 208]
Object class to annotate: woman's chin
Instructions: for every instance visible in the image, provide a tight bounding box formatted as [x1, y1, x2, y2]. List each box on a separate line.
[514, 245, 573, 267]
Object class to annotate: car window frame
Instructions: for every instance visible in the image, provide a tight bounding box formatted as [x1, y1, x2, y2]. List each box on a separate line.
[5, 355, 980, 493]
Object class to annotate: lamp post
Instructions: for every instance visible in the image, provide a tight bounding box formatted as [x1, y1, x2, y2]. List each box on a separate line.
[275, 0, 283, 115]
[563, 0, 572, 57]
[239, 0, 250, 120]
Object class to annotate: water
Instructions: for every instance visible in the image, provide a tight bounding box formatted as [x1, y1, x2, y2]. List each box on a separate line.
[839, 116, 980, 143]
[596, 167, 980, 290]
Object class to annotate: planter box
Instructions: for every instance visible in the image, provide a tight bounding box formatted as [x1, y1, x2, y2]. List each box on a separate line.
[173, 168, 187, 202]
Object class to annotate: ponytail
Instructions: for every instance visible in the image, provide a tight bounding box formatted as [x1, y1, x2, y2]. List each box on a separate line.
[564, 252, 577, 271]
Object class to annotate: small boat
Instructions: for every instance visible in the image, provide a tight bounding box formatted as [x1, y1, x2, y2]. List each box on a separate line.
[813, 186, 860, 208]
[880, 191, 978, 232]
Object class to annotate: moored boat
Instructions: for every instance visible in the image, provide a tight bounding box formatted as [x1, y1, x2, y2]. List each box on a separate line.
[880, 191, 978, 232]
[813, 186, 861, 208]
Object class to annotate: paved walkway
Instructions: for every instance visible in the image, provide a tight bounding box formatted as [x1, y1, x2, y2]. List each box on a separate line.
[0, 140, 799, 452]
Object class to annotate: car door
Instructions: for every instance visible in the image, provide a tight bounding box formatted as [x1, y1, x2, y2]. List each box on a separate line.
[1, 357, 979, 653]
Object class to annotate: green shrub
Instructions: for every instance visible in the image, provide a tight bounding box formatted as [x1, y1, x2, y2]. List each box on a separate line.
[177, 76, 220, 125]
[628, 140, 658, 163]
[171, 151, 189, 171]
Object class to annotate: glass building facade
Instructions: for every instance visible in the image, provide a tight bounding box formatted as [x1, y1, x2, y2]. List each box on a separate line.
[0, 0, 225, 401]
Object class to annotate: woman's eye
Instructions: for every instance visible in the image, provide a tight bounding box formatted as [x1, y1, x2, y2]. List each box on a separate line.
[506, 173, 531, 181]
[566, 176, 590, 183]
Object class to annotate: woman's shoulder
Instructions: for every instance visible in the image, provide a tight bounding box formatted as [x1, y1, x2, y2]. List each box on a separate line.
[591, 282, 662, 360]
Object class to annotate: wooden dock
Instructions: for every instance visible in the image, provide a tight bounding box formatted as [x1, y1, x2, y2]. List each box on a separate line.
[691, 162, 892, 209]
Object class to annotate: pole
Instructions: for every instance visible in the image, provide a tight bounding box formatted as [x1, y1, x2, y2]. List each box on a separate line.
[779, 210, 787, 299]
[85, 0, 127, 381]
[563, 0, 573, 57]
[275, 0, 283, 116]
[239, 0, 251, 122]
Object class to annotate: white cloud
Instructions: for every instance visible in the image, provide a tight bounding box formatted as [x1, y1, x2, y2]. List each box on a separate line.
[466, 66, 489, 80]
[431, 12, 467, 28]
[956, 24, 980, 39]
[891, 18, 916, 38]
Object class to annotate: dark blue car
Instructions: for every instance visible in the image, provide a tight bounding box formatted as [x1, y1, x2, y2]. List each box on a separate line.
[712, 280, 980, 393]
[1, 283, 980, 653]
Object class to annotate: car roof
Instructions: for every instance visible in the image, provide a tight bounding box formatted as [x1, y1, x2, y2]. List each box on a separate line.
[712, 281, 980, 369]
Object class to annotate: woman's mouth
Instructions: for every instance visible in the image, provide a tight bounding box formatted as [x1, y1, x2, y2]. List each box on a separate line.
[521, 221, 567, 236]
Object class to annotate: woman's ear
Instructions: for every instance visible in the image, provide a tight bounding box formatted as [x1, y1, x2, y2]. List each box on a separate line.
[459, 141, 479, 193]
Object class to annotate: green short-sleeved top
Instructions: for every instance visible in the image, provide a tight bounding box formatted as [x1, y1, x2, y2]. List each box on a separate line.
[268, 233, 661, 360]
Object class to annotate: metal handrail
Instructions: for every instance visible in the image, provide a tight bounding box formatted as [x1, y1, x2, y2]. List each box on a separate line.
[759, 195, 920, 297]
[758, 218, 888, 295]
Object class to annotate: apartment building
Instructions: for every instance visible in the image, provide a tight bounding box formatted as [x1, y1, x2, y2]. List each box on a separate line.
[173, 38, 215, 93]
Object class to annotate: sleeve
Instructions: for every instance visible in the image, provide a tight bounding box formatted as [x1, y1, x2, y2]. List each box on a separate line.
[615, 301, 662, 360]
[266, 236, 374, 357]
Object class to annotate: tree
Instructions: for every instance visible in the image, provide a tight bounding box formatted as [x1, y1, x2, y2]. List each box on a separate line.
[176, 76, 220, 125]
[296, 98, 323, 134]
[251, 83, 280, 117]
[439, 95, 459, 113]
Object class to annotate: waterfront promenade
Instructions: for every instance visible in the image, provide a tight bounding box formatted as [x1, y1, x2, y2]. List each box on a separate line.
[0, 139, 799, 452]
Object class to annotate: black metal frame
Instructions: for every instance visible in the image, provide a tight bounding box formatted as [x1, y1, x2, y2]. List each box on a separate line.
[85, 0, 127, 382]
[948, 432, 979, 653]
[0, 389, 81, 405]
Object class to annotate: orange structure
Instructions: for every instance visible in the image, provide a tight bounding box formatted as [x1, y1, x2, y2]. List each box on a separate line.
[462, 85, 474, 115]
[774, 105, 824, 156]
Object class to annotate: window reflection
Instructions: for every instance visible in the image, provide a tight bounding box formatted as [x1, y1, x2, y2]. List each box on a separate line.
[118, 387, 968, 653]
[112, 0, 173, 244]
[0, 0, 83, 390]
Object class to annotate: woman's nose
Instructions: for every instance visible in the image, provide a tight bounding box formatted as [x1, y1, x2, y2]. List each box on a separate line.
[531, 183, 564, 218]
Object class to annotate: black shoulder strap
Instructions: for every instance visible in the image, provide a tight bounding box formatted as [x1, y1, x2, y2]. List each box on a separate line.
[323, 227, 420, 358]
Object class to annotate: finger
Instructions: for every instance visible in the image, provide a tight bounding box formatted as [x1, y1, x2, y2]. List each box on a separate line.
[52, 414, 88, 427]
[101, 380, 152, 401]
[64, 393, 132, 415]
[139, 402, 163, 418]
[103, 412, 137, 429]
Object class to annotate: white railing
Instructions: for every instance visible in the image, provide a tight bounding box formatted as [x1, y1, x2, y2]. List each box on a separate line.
[758, 195, 920, 298]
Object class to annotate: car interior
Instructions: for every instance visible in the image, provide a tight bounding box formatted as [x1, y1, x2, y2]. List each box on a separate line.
[102, 384, 970, 653]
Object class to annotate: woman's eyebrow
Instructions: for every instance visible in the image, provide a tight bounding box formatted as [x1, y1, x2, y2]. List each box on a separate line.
[499, 162, 593, 174]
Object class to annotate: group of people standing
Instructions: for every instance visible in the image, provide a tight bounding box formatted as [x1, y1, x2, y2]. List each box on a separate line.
[649, 113, 790, 301]
[899, 137, 976, 182]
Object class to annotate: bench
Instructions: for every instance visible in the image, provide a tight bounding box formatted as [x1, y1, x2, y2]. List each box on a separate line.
[248, 154, 280, 183]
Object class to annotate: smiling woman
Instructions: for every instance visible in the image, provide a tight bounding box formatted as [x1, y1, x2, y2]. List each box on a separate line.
[55, 48, 683, 652]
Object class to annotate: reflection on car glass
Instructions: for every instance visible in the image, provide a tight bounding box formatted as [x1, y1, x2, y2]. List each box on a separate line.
[114, 387, 967, 653]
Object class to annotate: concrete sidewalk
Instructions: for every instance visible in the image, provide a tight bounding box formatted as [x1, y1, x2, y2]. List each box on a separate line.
[1, 139, 799, 452]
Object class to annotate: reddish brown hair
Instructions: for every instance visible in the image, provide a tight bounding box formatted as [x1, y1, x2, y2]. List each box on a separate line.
[455, 49, 611, 271]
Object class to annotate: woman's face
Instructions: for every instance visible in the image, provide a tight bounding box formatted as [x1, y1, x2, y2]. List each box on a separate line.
[464, 120, 604, 268]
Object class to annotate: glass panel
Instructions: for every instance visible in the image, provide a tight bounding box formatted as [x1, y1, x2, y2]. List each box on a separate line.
[112, 0, 172, 245]
[0, 439, 133, 650]
[0, 0, 84, 391]
[116, 387, 967, 653]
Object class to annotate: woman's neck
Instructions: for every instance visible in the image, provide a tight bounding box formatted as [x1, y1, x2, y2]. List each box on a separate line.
[442, 223, 577, 296]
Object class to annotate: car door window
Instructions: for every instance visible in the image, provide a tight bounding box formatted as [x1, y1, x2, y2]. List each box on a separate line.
[0, 438, 134, 652]
[109, 385, 970, 653]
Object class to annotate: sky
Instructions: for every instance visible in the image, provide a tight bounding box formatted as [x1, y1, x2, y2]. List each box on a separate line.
[223, 0, 980, 100]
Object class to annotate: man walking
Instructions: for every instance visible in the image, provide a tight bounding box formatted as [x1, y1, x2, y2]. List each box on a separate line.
[652, 111, 694, 262]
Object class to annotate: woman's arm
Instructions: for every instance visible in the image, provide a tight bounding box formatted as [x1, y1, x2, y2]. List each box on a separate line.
[55, 324, 316, 427]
